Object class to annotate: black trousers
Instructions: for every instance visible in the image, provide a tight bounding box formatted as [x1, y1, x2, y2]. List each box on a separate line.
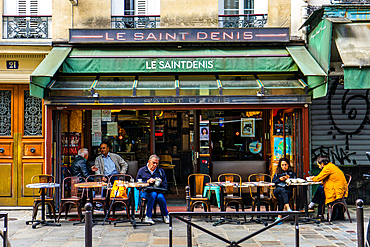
[273, 186, 293, 211]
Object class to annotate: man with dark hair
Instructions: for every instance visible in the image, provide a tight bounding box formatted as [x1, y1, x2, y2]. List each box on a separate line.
[308, 155, 347, 219]
[94, 142, 128, 181]
[137, 154, 169, 224]
[70, 148, 97, 181]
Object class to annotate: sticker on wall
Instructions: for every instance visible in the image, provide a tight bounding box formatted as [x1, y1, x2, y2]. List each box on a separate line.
[249, 141, 262, 154]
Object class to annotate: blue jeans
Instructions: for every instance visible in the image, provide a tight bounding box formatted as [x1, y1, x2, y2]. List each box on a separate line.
[312, 185, 325, 215]
[140, 191, 168, 218]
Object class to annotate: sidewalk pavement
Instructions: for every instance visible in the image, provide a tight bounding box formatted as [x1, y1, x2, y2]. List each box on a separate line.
[0, 203, 368, 247]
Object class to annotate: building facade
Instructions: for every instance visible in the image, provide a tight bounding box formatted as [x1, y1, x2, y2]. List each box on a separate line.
[0, 0, 342, 207]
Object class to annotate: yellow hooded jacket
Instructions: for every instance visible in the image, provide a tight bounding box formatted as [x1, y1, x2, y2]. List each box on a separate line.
[312, 162, 348, 204]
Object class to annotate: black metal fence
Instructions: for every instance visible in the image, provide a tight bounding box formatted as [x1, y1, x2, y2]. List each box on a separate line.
[0, 213, 8, 247]
[169, 211, 301, 247]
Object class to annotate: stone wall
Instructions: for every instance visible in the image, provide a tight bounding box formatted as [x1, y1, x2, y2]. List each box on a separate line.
[161, 0, 218, 27]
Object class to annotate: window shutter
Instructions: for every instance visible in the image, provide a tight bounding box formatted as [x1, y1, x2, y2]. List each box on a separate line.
[135, 0, 147, 15]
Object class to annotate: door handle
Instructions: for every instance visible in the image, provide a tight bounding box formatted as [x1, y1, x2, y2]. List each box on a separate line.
[30, 148, 36, 153]
[0, 148, 4, 153]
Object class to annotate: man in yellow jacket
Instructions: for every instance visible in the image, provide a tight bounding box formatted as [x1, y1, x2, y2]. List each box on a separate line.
[308, 156, 347, 219]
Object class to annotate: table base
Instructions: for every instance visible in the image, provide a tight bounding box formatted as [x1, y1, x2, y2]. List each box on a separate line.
[26, 219, 61, 229]
[295, 216, 321, 225]
[114, 218, 152, 228]
[211, 216, 244, 226]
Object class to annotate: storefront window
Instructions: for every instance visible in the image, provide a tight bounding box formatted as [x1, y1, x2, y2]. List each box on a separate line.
[208, 110, 263, 161]
[91, 110, 151, 162]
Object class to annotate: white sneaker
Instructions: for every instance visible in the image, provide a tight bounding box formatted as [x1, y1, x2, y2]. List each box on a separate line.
[144, 216, 155, 225]
[164, 215, 170, 224]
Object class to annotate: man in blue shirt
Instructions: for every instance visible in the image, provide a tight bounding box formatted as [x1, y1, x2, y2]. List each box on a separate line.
[137, 154, 169, 224]
[94, 142, 128, 182]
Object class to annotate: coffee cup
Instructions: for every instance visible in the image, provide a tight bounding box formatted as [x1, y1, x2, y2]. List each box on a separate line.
[155, 177, 162, 187]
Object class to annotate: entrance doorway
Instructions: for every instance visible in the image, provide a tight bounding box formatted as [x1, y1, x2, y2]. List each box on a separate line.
[0, 85, 44, 206]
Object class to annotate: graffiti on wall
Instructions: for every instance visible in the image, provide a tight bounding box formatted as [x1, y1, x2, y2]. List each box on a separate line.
[311, 78, 370, 165]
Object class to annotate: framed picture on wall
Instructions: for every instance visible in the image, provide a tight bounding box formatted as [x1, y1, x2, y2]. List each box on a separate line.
[241, 118, 255, 137]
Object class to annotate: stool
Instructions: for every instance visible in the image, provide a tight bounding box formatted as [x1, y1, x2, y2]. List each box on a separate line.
[203, 186, 221, 208]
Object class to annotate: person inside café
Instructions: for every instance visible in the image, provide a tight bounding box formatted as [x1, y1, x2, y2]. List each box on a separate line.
[94, 141, 129, 183]
[272, 157, 296, 224]
[136, 154, 170, 225]
[308, 155, 347, 220]
[70, 148, 98, 182]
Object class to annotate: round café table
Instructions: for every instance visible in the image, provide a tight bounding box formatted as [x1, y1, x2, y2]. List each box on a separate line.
[74, 181, 108, 225]
[113, 182, 149, 228]
[25, 182, 61, 229]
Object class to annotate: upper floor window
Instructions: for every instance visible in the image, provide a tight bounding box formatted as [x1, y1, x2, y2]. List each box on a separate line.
[224, 0, 254, 15]
[112, 0, 160, 15]
[4, 0, 51, 16]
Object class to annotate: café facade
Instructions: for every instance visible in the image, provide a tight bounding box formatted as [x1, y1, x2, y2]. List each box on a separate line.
[30, 27, 326, 193]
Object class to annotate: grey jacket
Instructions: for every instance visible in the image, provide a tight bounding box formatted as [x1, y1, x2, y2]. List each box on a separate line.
[94, 152, 128, 175]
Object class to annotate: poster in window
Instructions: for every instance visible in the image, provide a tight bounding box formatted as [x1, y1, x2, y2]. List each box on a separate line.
[241, 118, 255, 137]
[200, 126, 209, 140]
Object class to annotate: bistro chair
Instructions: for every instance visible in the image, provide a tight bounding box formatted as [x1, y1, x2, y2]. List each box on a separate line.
[325, 174, 352, 224]
[86, 174, 110, 215]
[218, 173, 245, 211]
[30, 174, 57, 221]
[248, 173, 275, 213]
[187, 174, 212, 212]
[107, 174, 131, 219]
[159, 155, 179, 196]
[58, 176, 86, 222]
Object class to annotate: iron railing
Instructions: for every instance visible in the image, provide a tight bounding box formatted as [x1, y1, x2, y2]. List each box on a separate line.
[331, 0, 370, 3]
[3, 15, 51, 39]
[218, 14, 268, 28]
[307, 5, 322, 16]
[111, 15, 160, 29]
[169, 211, 301, 247]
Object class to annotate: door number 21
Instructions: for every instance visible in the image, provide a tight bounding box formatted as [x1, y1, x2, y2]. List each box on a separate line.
[7, 61, 18, 69]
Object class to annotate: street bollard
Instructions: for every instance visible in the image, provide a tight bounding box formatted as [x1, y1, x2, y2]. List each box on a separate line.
[185, 186, 192, 247]
[356, 199, 364, 247]
[85, 203, 93, 247]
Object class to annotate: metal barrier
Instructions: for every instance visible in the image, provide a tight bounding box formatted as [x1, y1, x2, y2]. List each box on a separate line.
[0, 213, 8, 247]
[169, 211, 301, 247]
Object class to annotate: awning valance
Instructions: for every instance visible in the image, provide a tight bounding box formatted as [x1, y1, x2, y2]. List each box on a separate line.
[334, 23, 370, 89]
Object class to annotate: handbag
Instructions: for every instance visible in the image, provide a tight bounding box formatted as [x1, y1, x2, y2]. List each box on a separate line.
[110, 180, 128, 199]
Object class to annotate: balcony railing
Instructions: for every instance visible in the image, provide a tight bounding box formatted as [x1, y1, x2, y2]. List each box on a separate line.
[3, 15, 51, 39]
[218, 14, 268, 28]
[330, 0, 370, 3]
[111, 15, 160, 29]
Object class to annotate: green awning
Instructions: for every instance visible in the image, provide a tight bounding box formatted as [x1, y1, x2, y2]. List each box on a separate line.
[307, 19, 333, 98]
[30, 47, 72, 98]
[334, 23, 370, 89]
[286, 46, 326, 77]
[63, 47, 298, 74]
[286, 46, 327, 99]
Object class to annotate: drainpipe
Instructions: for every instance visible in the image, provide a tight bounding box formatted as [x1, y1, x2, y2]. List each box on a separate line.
[301, 0, 308, 43]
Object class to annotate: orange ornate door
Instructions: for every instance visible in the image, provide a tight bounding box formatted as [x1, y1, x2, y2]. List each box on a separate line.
[0, 85, 44, 206]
